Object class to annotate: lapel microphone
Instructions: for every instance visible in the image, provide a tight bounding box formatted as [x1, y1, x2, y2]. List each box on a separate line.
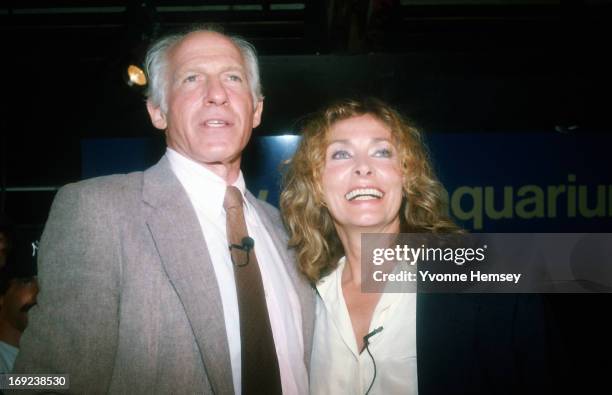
[364, 326, 384, 345]
[229, 237, 255, 267]
[229, 236, 255, 252]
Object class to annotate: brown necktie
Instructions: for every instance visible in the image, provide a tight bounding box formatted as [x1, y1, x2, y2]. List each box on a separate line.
[223, 186, 282, 395]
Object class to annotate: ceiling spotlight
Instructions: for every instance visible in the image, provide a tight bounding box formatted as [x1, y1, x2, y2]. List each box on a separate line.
[126, 64, 147, 87]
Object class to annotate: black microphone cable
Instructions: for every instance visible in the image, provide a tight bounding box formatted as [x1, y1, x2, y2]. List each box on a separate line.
[363, 326, 383, 395]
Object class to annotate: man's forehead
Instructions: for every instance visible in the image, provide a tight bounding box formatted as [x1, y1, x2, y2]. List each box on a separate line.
[170, 31, 244, 65]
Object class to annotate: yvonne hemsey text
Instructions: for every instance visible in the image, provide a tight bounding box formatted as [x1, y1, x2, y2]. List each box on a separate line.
[373, 270, 522, 284]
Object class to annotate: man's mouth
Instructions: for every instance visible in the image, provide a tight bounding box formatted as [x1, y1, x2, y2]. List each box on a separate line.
[345, 188, 384, 201]
[21, 302, 37, 313]
[203, 119, 230, 127]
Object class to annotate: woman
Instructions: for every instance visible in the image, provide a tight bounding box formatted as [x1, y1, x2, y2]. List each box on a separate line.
[280, 98, 459, 394]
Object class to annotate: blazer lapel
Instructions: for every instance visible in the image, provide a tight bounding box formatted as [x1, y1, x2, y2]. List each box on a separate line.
[246, 192, 316, 372]
[143, 158, 234, 394]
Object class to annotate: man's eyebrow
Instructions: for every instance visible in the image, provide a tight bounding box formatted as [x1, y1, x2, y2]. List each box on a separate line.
[222, 67, 249, 79]
[222, 66, 246, 73]
[175, 64, 246, 76]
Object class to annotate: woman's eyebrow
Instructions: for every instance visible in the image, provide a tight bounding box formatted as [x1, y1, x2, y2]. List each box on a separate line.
[327, 139, 350, 145]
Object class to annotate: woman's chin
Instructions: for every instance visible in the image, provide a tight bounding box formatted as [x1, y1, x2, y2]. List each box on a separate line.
[341, 217, 400, 233]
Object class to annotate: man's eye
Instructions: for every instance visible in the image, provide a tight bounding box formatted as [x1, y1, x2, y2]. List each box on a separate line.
[183, 75, 198, 83]
[373, 148, 393, 158]
[227, 74, 242, 82]
[331, 150, 351, 160]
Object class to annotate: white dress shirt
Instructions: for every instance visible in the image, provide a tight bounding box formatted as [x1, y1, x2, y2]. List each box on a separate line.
[310, 257, 418, 395]
[166, 149, 308, 395]
[0, 340, 18, 373]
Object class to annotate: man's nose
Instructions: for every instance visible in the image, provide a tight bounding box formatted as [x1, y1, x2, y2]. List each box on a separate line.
[204, 77, 229, 105]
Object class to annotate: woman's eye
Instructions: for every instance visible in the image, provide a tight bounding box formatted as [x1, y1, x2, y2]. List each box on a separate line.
[330, 150, 351, 160]
[373, 148, 393, 158]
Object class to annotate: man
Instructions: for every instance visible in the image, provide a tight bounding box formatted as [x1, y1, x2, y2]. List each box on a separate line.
[0, 237, 39, 373]
[0, 216, 13, 270]
[14, 27, 314, 394]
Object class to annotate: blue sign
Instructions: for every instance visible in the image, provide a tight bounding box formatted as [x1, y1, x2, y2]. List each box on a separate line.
[82, 131, 612, 232]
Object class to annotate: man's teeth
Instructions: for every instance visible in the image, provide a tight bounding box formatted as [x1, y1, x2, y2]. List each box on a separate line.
[205, 120, 227, 126]
[345, 188, 384, 201]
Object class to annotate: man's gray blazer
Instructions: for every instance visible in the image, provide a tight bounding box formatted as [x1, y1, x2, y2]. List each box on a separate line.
[13, 157, 315, 394]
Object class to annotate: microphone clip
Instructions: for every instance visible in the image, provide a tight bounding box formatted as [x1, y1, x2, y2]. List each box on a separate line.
[229, 237, 255, 267]
[363, 326, 384, 345]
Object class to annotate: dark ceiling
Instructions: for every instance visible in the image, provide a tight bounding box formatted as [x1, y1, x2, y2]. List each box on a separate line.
[5, 1, 608, 55]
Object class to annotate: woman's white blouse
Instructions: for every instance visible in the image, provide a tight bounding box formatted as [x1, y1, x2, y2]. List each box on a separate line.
[310, 257, 418, 395]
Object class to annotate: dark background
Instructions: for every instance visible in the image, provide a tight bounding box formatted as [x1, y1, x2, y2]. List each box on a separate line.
[1, 1, 611, 393]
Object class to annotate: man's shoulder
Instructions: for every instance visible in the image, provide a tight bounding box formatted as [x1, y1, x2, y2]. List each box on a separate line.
[58, 171, 145, 199]
[51, 171, 149, 216]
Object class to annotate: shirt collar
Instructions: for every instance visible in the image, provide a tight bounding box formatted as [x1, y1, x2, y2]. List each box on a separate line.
[165, 148, 248, 220]
[316, 256, 403, 312]
[315, 257, 346, 305]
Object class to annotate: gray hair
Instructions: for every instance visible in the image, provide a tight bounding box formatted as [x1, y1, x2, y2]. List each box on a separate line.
[144, 26, 263, 114]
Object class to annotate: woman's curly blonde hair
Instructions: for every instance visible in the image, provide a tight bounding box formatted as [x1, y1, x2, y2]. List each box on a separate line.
[280, 98, 460, 283]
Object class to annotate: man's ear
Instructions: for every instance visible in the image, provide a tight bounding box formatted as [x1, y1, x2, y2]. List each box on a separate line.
[146, 100, 167, 130]
[252, 99, 264, 129]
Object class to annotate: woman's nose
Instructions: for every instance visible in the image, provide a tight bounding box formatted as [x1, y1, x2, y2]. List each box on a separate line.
[353, 157, 373, 176]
